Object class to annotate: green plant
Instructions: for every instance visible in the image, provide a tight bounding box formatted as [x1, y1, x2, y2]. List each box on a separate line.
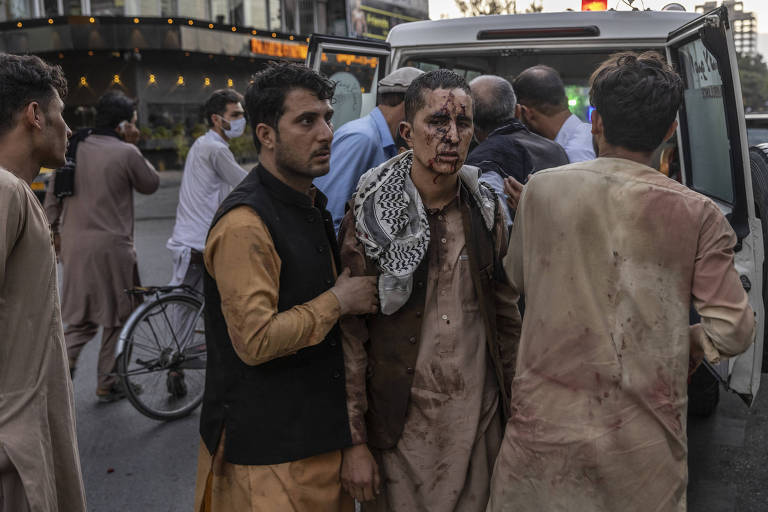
[229, 133, 258, 162]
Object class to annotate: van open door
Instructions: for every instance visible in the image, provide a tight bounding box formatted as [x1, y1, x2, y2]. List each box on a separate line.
[306, 35, 391, 131]
[666, 6, 765, 405]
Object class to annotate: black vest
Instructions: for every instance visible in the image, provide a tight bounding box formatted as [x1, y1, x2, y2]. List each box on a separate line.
[200, 165, 351, 465]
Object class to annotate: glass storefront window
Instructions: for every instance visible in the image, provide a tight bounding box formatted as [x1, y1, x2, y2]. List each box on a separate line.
[64, 0, 83, 14]
[230, 0, 244, 25]
[269, 0, 281, 31]
[247, 0, 268, 30]
[209, 0, 228, 23]
[91, 0, 126, 16]
[1, 0, 36, 20]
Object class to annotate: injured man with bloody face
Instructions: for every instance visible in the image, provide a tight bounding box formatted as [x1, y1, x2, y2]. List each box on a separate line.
[336, 69, 522, 511]
[487, 52, 756, 512]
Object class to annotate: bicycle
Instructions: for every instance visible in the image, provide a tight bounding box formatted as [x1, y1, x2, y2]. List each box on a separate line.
[116, 285, 207, 421]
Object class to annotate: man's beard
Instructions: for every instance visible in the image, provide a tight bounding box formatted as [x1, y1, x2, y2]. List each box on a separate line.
[274, 139, 330, 179]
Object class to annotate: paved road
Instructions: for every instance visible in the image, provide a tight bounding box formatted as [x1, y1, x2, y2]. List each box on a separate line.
[71, 171, 768, 511]
[71, 171, 198, 512]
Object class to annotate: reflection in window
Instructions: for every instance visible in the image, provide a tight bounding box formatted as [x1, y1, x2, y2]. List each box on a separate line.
[299, 0, 314, 34]
[91, 0, 125, 15]
[320, 52, 380, 130]
[210, 0, 227, 24]
[1, 0, 34, 20]
[283, 0, 297, 33]
[268, 0, 281, 31]
[64, 0, 82, 15]
[43, 0, 58, 16]
[247, 0, 268, 29]
[678, 38, 733, 203]
[161, 0, 178, 17]
[229, 0, 244, 26]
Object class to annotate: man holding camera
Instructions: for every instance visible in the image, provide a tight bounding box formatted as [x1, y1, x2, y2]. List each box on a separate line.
[46, 91, 159, 402]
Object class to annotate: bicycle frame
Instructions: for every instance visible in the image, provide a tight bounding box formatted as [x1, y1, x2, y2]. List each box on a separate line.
[115, 285, 205, 364]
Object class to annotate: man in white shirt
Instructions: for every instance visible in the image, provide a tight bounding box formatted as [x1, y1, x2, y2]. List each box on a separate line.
[167, 89, 248, 290]
[513, 65, 595, 163]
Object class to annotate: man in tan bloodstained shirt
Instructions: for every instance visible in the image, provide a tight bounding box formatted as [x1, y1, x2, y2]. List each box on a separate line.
[338, 70, 521, 511]
[0, 53, 85, 511]
[488, 52, 756, 512]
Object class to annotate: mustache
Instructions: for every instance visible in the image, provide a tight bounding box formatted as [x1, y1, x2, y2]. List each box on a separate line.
[311, 146, 331, 157]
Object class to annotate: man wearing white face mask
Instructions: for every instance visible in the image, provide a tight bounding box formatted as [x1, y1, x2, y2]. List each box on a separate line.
[167, 89, 248, 292]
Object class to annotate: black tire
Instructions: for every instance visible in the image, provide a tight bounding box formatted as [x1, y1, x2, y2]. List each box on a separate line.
[119, 293, 206, 421]
[748, 145, 768, 372]
[688, 364, 720, 417]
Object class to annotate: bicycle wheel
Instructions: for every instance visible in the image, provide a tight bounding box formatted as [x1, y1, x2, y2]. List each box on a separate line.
[118, 293, 206, 421]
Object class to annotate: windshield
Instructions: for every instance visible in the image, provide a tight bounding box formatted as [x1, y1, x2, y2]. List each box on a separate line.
[400, 49, 653, 122]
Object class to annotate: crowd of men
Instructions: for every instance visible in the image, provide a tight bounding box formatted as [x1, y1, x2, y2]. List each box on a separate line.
[0, 47, 757, 512]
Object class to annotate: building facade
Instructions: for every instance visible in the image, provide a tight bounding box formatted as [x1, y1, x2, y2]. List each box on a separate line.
[0, 0, 349, 166]
[696, 1, 757, 56]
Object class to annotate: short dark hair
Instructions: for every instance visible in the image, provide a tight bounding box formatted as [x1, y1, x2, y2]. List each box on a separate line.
[245, 61, 335, 152]
[95, 91, 137, 130]
[377, 92, 405, 107]
[512, 65, 568, 115]
[404, 69, 471, 123]
[0, 53, 67, 137]
[589, 51, 683, 152]
[470, 75, 517, 133]
[203, 88, 243, 127]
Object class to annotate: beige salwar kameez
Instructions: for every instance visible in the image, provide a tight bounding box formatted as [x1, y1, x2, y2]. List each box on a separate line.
[0, 168, 86, 511]
[45, 134, 159, 391]
[340, 195, 520, 512]
[194, 206, 353, 512]
[488, 158, 755, 512]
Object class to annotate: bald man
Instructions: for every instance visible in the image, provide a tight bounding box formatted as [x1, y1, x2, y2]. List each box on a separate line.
[467, 74, 568, 215]
[513, 65, 595, 163]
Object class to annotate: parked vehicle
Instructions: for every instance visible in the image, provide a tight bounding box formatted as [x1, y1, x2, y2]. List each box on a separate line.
[307, 6, 766, 411]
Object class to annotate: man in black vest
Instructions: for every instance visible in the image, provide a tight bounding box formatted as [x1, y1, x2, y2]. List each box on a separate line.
[337, 70, 521, 511]
[194, 62, 379, 511]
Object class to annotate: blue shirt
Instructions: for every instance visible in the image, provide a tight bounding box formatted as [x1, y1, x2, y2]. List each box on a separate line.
[315, 107, 396, 231]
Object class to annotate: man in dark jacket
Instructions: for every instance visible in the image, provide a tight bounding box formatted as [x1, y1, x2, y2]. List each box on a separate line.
[467, 75, 569, 214]
[194, 62, 379, 511]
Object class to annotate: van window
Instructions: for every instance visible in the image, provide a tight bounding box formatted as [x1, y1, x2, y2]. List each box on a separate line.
[318, 50, 382, 130]
[402, 50, 638, 122]
[676, 39, 733, 203]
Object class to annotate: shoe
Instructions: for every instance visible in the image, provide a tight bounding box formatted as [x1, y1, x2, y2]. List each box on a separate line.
[96, 381, 142, 403]
[166, 370, 188, 398]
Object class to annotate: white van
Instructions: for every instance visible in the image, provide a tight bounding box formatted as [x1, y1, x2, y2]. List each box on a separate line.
[306, 6, 766, 410]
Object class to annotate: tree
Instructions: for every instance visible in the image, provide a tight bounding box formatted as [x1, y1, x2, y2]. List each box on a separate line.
[738, 53, 768, 113]
[454, 0, 543, 16]
[525, 0, 543, 12]
[455, 0, 516, 16]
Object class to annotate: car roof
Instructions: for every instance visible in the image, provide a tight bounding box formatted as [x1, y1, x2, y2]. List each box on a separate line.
[387, 10, 701, 48]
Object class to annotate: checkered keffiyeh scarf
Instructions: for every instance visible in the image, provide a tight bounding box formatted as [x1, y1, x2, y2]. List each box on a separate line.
[353, 150, 496, 315]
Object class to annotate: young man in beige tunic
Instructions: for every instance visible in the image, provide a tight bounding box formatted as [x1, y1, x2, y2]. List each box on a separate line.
[338, 70, 521, 511]
[46, 91, 159, 401]
[488, 52, 756, 512]
[193, 62, 379, 511]
[0, 53, 86, 512]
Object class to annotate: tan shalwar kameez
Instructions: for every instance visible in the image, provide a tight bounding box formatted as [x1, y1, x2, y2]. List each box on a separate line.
[0, 168, 86, 511]
[193, 206, 353, 512]
[488, 158, 756, 512]
[45, 135, 159, 391]
[340, 194, 520, 512]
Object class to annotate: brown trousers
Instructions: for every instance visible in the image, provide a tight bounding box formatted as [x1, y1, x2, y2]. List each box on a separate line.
[65, 322, 121, 392]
